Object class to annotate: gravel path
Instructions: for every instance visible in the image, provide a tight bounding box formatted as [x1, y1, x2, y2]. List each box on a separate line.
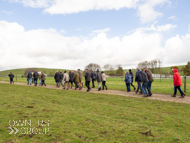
[0, 81, 189, 104]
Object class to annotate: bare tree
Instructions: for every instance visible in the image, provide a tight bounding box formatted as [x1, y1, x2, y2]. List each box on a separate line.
[85, 63, 101, 71]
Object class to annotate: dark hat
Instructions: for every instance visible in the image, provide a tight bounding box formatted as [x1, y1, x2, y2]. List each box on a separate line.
[64, 71, 66, 73]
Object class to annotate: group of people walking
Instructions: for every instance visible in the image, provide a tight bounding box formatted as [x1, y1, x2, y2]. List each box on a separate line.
[124, 67, 153, 97]
[54, 69, 108, 92]
[7, 67, 186, 98]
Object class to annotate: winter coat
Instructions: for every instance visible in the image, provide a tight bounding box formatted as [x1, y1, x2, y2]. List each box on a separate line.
[8, 74, 14, 79]
[33, 71, 39, 79]
[173, 69, 182, 86]
[78, 71, 83, 79]
[145, 70, 154, 82]
[38, 73, 41, 79]
[124, 73, 132, 84]
[60, 72, 63, 80]
[41, 73, 46, 80]
[69, 72, 74, 81]
[102, 73, 106, 81]
[27, 72, 32, 78]
[141, 71, 149, 83]
[91, 71, 96, 80]
[54, 72, 60, 82]
[135, 70, 142, 82]
[129, 71, 134, 83]
[96, 70, 102, 82]
[64, 73, 70, 82]
[72, 72, 81, 83]
[85, 71, 91, 82]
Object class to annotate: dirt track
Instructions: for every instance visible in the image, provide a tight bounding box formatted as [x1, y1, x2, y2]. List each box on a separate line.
[0, 81, 190, 104]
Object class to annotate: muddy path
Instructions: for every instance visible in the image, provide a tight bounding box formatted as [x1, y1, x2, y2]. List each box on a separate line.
[0, 81, 189, 104]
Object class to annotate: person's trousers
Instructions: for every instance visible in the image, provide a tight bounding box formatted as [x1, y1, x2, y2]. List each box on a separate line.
[28, 78, 32, 85]
[126, 83, 130, 92]
[75, 82, 81, 89]
[60, 79, 64, 86]
[42, 80, 46, 86]
[92, 79, 95, 87]
[85, 81, 90, 90]
[147, 82, 152, 92]
[98, 82, 101, 88]
[39, 79, 42, 85]
[79, 79, 82, 88]
[174, 86, 184, 96]
[142, 83, 148, 95]
[34, 78, 38, 85]
[64, 81, 69, 89]
[136, 82, 142, 92]
[102, 81, 107, 89]
[10, 78, 13, 84]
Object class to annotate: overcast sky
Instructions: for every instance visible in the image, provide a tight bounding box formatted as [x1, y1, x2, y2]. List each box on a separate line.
[0, 0, 190, 71]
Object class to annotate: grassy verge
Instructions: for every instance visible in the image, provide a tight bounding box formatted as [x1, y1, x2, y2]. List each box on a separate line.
[0, 83, 190, 142]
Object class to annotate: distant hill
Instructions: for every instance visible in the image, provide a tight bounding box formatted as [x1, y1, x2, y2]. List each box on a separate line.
[0, 68, 72, 76]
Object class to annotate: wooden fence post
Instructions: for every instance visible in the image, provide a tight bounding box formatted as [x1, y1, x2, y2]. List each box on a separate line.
[184, 76, 186, 93]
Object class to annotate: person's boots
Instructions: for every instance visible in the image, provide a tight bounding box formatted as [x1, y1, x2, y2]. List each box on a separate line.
[171, 94, 176, 97]
[106, 87, 108, 90]
[98, 87, 101, 91]
[134, 87, 136, 90]
[148, 91, 152, 96]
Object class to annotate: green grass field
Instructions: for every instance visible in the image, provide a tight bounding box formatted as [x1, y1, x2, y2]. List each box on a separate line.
[0, 83, 190, 143]
[0, 76, 189, 96]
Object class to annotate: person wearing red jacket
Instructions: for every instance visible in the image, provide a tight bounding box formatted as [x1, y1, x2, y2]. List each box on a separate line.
[171, 69, 185, 98]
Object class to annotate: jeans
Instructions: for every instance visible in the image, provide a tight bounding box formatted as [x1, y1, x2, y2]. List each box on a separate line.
[98, 82, 101, 88]
[147, 81, 152, 93]
[142, 83, 148, 95]
[42, 80, 46, 86]
[39, 79, 42, 85]
[136, 82, 142, 92]
[126, 83, 130, 92]
[174, 86, 184, 96]
[10, 78, 14, 84]
[34, 78, 38, 85]
[28, 78, 32, 85]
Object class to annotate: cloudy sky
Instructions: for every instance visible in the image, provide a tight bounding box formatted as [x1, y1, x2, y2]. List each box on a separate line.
[0, 0, 190, 71]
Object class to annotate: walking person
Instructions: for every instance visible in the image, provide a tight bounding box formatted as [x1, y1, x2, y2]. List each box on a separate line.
[91, 70, 96, 88]
[144, 67, 154, 96]
[140, 70, 149, 97]
[101, 71, 108, 90]
[69, 71, 74, 89]
[129, 69, 136, 91]
[171, 69, 185, 98]
[78, 69, 83, 88]
[59, 72, 64, 87]
[72, 71, 81, 90]
[38, 72, 42, 86]
[63, 71, 70, 90]
[8, 72, 14, 84]
[124, 71, 131, 92]
[33, 70, 39, 86]
[96, 69, 102, 91]
[27, 71, 32, 85]
[41, 72, 46, 86]
[135, 68, 142, 94]
[54, 71, 61, 87]
[85, 69, 91, 92]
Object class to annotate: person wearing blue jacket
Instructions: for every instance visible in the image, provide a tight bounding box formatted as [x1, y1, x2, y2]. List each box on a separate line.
[124, 71, 131, 92]
[135, 68, 142, 94]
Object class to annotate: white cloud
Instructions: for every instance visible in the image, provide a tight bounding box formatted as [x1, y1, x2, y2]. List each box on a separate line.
[168, 16, 177, 20]
[0, 21, 188, 71]
[138, 24, 177, 32]
[7, 0, 170, 23]
[1, 10, 13, 15]
[92, 28, 110, 34]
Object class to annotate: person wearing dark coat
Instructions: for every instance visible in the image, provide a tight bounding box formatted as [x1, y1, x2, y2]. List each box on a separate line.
[72, 71, 81, 90]
[8, 72, 14, 84]
[59, 72, 64, 87]
[124, 71, 131, 92]
[54, 71, 61, 87]
[69, 71, 74, 89]
[85, 69, 91, 92]
[41, 72, 46, 86]
[129, 69, 136, 91]
[135, 68, 142, 94]
[27, 71, 32, 85]
[96, 69, 102, 91]
[91, 70, 96, 88]
[140, 69, 149, 97]
[144, 67, 154, 96]
[33, 70, 39, 86]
